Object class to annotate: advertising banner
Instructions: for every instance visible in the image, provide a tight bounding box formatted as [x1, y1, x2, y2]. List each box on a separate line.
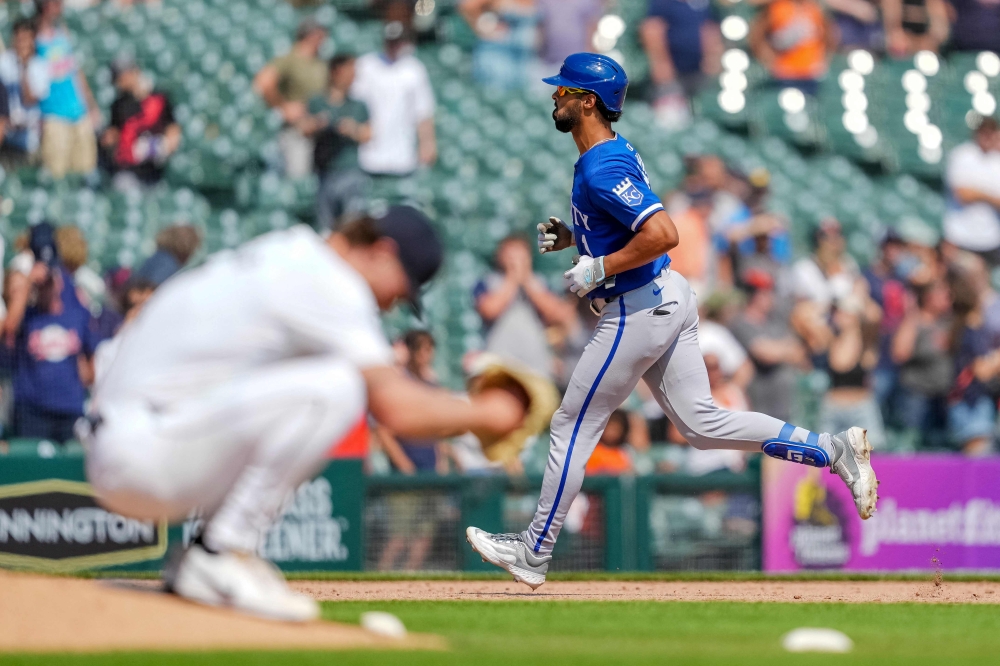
[763, 455, 1000, 571]
[0, 478, 168, 572]
[0, 455, 364, 573]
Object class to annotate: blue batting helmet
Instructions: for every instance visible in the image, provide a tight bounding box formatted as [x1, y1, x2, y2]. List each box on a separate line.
[542, 53, 629, 114]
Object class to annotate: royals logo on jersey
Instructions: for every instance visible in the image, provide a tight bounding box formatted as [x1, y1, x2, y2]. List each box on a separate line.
[612, 178, 644, 207]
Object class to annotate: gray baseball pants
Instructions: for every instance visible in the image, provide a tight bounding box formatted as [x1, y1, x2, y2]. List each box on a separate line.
[523, 269, 821, 555]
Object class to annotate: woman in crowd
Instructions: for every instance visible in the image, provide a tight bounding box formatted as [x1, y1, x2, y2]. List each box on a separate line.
[815, 280, 886, 449]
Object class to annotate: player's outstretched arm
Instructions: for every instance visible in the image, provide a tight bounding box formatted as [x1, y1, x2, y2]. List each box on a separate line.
[602, 211, 679, 277]
[537, 217, 574, 254]
[362, 366, 524, 441]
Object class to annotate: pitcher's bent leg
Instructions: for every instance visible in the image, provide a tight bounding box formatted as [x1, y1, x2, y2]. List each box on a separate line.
[88, 357, 365, 553]
[201, 359, 366, 553]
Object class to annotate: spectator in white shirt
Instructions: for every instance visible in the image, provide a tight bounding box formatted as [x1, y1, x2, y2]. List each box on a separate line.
[350, 20, 436, 177]
[790, 217, 860, 315]
[0, 19, 49, 166]
[943, 117, 1000, 266]
[698, 291, 754, 390]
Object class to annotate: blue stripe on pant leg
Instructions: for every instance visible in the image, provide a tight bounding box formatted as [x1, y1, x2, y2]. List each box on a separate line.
[534, 296, 627, 553]
[778, 423, 795, 441]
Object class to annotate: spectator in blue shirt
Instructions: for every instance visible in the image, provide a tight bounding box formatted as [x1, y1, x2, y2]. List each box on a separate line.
[640, 0, 722, 128]
[9, 222, 97, 442]
[825, 0, 883, 52]
[947, 269, 1000, 456]
[949, 0, 1000, 52]
[133, 224, 202, 286]
[34, 0, 101, 178]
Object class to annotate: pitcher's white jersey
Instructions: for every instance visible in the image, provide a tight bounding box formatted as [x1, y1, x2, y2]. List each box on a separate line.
[96, 225, 393, 409]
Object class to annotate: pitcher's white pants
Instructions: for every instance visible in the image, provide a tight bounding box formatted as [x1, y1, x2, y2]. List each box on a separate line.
[524, 270, 813, 555]
[86, 357, 365, 553]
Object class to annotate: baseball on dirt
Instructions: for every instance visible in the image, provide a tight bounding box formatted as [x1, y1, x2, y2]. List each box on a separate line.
[360, 611, 407, 639]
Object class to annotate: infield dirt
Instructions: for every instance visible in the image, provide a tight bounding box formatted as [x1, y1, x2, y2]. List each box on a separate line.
[5, 571, 996, 654]
[293, 579, 1000, 604]
[0, 570, 443, 653]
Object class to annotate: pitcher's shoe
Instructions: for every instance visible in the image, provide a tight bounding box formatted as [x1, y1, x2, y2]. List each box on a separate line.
[830, 427, 879, 519]
[466, 526, 551, 590]
[171, 544, 319, 622]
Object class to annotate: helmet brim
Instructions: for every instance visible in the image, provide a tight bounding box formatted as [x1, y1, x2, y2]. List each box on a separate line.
[542, 74, 578, 88]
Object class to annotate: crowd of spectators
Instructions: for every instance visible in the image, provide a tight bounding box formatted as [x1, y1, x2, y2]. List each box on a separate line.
[438, 0, 1000, 133]
[746, 0, 1000, 93]
[253, 3, 437, 226]
[0, 0, 199, 443]
[0, 217, 199, 443]
[0, 0, 997, 479]
[0, 0, 178, 186]
[0, 0, 443, 444]
[450, 0, 999, 129]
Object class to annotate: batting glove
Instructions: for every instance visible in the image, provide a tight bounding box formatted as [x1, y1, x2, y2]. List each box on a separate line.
[537, 217, 572, 254]
[564, 255, 606, 297]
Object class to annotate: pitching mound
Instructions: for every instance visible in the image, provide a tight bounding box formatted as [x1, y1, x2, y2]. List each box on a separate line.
[293, 579, 1000, 604]
[0, 570, 442, 653]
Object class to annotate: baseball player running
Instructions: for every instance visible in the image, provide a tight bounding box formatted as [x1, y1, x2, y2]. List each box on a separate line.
[467, 53, 878, 589]
[83, 207, 526, 621]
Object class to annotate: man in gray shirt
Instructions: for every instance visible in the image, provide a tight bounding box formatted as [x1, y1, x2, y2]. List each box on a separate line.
[474, 236, 573, 379]
[730, 269, 808, 423]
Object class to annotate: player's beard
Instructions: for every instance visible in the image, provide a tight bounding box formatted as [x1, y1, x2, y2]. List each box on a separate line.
[552, 104, 580, 133]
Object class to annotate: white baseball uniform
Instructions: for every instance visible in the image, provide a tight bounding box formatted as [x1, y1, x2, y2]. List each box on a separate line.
[86, 225, 392, 553]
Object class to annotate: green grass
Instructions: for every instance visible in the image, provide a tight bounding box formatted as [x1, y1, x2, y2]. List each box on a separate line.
[4, 600, 999, 665]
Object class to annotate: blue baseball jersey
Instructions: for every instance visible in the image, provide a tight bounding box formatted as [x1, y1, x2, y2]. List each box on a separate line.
[569, 133, 669, 300]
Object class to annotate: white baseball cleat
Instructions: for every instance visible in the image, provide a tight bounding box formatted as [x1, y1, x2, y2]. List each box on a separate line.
[171, 544, 319, 622]
[466, 526, 551, 590]
[830, 427, 879, 520]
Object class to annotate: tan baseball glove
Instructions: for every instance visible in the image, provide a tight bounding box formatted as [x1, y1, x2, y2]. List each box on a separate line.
[467, 358, 560, 463]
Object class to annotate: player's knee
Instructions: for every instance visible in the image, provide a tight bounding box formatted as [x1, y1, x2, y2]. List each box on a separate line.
[685, 432, 715, 450]
[681, 405, 729, 450]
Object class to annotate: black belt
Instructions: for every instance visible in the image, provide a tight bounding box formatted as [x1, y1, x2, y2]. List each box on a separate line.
[589, 294, 619, 316]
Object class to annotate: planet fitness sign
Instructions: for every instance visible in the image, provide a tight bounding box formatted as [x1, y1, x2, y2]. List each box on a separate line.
[763, 455, 1000, 571]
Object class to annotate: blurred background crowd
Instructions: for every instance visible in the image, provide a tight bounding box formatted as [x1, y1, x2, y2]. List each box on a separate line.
[0, 0, 998, 494]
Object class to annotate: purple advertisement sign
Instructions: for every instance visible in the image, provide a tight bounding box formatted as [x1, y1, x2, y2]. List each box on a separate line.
[763, 455, 1000, 571]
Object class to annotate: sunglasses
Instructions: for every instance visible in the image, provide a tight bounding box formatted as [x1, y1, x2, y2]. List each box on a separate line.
[556, 86, 592, 97]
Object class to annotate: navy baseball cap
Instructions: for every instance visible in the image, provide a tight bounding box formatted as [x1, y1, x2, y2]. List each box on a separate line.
[543, 53, 629, 114]
[374, 205, 442, 313]
[29, 221, 58, 267]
